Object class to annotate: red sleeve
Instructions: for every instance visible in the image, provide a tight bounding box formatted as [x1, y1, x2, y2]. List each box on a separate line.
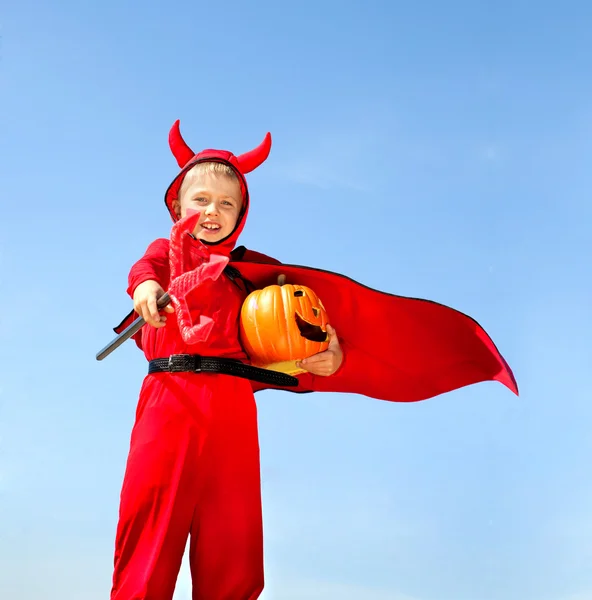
[126, 238, 171, 298]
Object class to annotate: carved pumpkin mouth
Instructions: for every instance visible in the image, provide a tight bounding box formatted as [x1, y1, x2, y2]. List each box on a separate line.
[295, 313, 328, 342]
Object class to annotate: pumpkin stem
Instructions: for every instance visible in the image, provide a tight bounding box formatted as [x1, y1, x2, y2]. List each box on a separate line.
[277, 274, 286, 286]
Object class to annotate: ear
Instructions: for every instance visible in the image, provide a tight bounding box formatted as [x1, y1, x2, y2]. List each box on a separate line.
[172, 199, 181, 219]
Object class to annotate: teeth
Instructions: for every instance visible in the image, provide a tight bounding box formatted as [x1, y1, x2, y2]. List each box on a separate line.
[202, 223, 220, 230]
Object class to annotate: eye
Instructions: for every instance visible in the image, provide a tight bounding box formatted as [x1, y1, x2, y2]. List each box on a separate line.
[294, 290, 304, 297]
[193, 196, 207, 203]
[312, 307, 319, 317]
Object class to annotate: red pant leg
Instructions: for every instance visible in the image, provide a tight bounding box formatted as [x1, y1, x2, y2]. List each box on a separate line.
[111, 377, 204, 600]
[189, 377, 264, 600]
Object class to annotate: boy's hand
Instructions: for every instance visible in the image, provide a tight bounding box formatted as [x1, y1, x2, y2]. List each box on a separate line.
[296, 324, 343, 376]
[133, 280, 174, 328]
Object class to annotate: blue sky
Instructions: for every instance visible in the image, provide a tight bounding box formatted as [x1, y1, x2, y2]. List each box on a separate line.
[1, 1, 591, 598]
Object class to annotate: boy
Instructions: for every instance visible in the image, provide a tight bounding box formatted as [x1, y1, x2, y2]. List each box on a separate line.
[108, 120, 517, 600]
[110, 121, 342, 600]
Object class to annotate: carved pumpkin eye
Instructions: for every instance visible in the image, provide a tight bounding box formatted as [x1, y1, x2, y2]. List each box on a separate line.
[312, 307, 319, 317]
[294, 290, 304, 297]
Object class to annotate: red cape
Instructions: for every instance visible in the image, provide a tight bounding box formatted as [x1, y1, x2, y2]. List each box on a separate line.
[230, 248, 518, 402]
[115, 245, 518, 403]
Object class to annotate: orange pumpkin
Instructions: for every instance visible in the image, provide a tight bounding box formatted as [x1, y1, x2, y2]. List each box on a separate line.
[240, 282, 330, 372]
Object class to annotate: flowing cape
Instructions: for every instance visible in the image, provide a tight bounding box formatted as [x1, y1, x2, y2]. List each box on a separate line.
[114, 245, 518, 403]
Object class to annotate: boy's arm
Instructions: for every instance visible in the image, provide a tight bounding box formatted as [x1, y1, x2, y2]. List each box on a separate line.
[126, 238, 171, 298]
[111, 238, 171, 345]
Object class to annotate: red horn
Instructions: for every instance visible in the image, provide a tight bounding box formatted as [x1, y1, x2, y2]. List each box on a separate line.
[236, 132, 272, 174]
[169, 120, 195, 168]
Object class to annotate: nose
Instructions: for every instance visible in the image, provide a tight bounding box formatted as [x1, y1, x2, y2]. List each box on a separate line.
[204, 201, 219, 216]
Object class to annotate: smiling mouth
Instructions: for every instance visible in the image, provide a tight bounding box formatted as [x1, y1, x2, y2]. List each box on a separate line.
[295, 313, 328, 342]
[201, 222, 221, 232]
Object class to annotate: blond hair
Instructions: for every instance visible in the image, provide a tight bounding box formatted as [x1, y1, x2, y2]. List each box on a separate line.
[179, 161, 240, 199]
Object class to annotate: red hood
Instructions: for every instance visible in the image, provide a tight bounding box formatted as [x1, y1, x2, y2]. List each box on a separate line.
[164, 120, 271, 257]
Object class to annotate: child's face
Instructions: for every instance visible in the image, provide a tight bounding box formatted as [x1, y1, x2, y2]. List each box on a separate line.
[177, 172, 243, 243]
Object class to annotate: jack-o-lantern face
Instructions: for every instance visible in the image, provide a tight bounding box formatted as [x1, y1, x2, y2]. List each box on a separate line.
[240, 283, 330, 367]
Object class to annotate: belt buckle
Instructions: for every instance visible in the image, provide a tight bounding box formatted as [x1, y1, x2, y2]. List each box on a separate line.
[168, 354, 187, 373]
[167, 354, 201, 373]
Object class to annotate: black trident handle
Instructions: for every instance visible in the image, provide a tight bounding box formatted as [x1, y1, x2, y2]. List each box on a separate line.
[96, 292, 171, 361]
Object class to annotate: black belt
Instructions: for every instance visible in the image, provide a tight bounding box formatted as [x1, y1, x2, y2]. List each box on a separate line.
[148, 354, 298, 387]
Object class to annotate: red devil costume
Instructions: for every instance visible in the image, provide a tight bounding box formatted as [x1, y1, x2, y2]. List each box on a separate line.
[110, 121, 518, 600]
